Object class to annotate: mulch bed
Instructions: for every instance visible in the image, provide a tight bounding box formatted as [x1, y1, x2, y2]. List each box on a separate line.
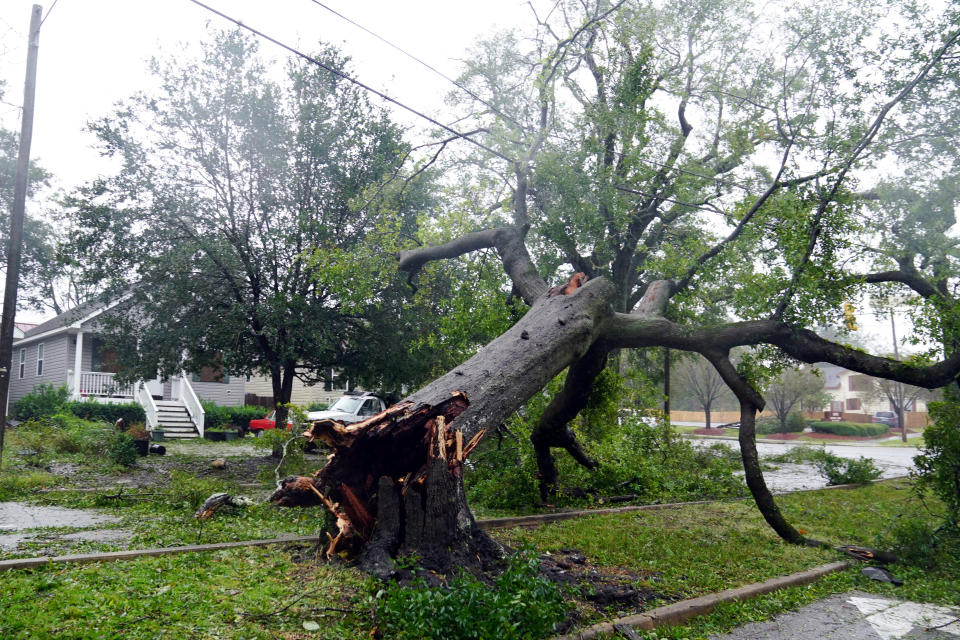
[693, 428, 727, 435]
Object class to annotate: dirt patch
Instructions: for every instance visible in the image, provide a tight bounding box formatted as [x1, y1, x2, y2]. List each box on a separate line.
[693, 428, 728, 436]
[539, 548, 676, 631]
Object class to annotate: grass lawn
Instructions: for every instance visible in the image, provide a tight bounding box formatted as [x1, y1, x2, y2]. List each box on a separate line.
[1, 430, 954, 639]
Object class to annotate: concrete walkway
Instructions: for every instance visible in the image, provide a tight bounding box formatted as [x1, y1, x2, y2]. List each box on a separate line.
[710, 591, 960, 639]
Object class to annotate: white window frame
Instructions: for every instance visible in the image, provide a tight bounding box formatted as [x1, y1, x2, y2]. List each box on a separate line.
[18, 348, 25, 379]
[36, 343, 44, 376]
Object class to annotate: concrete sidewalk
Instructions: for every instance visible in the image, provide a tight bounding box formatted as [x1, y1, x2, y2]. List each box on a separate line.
[710, 591, 960, 639]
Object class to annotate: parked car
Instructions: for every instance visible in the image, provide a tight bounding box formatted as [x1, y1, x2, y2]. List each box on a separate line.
[247, 394, 388, 435]
[872, 411, 899, 427]
[308, 394, 387, 425]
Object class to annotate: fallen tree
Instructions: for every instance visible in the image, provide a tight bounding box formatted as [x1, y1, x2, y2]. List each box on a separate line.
[271, 1, 960, 575]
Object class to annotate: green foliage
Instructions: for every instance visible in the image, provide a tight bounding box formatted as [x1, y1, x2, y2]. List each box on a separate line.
[107, 432, 138, 467]
[914, 400, 960, 521]
[467, 410, 747, 510]
[12, 384, 70, 420]
[200, 401, 266, 430]
[65, 400, 146, 425]
[11, 415, 113, 458]
[763, 444, 827, 464]
[811, 451, 882, 486]
[810, 421, 889, 437]
[756, 412, 807, 434]
[0, 470, 57, 500]
[371, 547, 566, 640]
[166, 470, 231, 510]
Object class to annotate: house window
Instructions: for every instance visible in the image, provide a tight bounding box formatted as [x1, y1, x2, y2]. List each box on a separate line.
[18, 348, 25, 379]
[830, 401, 843, 412]
[91, 337, 122, 373]
[848, 375, 871, 392]
[193, 366, 229, 384]
[36, 343, 44, 376]
[845, 398, 861, 411]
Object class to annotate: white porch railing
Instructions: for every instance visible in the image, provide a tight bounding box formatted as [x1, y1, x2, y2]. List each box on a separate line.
[174, 373, 205, 436]
[77, 371, 135, 398]
[135, 382, 160, 430]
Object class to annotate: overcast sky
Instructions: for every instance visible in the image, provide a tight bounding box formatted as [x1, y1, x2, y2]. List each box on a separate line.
[0, 0, 529, 190]
[0, 1, 938, 349]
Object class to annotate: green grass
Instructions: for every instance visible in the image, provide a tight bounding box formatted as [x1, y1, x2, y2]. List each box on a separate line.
[2, 430, 954, 640]
[0, 546, 369, 639]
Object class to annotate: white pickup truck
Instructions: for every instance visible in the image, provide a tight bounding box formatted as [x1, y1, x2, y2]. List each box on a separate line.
[307, 394, 387, 424]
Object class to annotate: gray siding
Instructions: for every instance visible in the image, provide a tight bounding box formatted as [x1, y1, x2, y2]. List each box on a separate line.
[191, 376, 245, 407]
[8, 334, 71, 406]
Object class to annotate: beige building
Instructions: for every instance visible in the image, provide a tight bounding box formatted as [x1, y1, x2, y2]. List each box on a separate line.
[244, 368, 360, 408]
[816, 363, 932, 426]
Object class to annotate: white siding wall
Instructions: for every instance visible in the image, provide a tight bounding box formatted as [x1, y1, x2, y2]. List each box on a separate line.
[191, 376, 245, 407]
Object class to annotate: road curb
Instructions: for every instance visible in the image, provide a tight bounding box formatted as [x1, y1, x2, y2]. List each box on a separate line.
[553, 560, 853, 640]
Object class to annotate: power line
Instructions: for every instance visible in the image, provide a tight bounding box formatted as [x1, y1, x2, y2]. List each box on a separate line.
[185, 0, 514, 163]
[304, 0, 530, 133]
[40, 0, 60, 26]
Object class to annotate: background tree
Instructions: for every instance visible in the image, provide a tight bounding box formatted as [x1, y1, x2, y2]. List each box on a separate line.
[671, 353, 733, 428]
[765, 368, 827, 433]
[65, 31, 435, 426]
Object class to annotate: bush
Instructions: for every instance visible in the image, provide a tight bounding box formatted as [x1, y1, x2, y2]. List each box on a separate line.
[810, 421, 889, 437]
[812, 450, 882, 485]
[371, 547, 566, 640]
[65, 400, 146, 425]
[914, 400, 960, 521]
[12, 415, 113, 458]
[305, 401, 327, 412]
[755, 413, 807, 434]
[12, 384, 70, 420]
[202, 401, 270, 430]
[467, 413, 747, 510]
[107, 433, 138, 467]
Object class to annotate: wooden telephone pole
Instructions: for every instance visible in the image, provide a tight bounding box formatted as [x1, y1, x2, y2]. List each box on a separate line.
[0, 5, 43, 468]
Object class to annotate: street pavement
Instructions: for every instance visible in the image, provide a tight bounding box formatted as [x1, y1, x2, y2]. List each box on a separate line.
[709, 591, 960, 639]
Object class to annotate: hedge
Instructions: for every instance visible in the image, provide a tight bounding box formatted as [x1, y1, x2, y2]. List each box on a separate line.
[810, 421, 890, 437]
[200, 401, 268, 430]
[66, 400, 146, 425]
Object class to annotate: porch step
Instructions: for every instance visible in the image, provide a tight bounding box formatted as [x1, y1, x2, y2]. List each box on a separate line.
[152, 401, 199, 436]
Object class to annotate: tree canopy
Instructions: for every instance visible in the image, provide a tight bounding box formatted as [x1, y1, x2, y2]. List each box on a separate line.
[64, 31, 439, 417]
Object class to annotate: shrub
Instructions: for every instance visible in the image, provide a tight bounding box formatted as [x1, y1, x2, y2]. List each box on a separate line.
[305, 401, 328, 411]
[810, 421, 889, 437]
[107, 433, 138, 467]
[371, 547, 566, 640]
[65, 400, 145, 425]
[755, 417, 783, 435]
[201, 401, 269, 430]
[12, 384, 70, 420]
[914, 400, 960, 521]
[12, 415, 113, 457]
[467, 413, 747, 510]
[786, 411, 808, 432]
[812, 450, 882, 485]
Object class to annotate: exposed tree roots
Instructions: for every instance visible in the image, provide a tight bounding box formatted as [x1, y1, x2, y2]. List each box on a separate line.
[269, 392, 503, 578]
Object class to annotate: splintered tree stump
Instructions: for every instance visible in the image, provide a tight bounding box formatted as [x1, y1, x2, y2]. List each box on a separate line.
[269, 392, 502, 578]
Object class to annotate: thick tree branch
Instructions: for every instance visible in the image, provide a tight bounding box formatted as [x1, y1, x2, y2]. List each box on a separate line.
[397, 226, 548, 304]
[602, 315, 960, 389]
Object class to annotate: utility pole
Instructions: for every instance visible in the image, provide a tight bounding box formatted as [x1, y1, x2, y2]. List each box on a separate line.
[890, 310, 907, 443]
[0, 5, 42, 468]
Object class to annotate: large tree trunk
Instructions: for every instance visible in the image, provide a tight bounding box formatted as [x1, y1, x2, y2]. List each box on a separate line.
[270, 278, 616, 577]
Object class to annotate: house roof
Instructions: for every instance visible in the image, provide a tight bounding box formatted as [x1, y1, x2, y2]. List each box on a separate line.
[16, 295, 130, 346]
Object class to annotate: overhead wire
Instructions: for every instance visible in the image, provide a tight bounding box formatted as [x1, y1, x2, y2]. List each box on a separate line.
[184, 0, 515, 163]
[40, 0, 60, 26]
[303, 0, 530, 133]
